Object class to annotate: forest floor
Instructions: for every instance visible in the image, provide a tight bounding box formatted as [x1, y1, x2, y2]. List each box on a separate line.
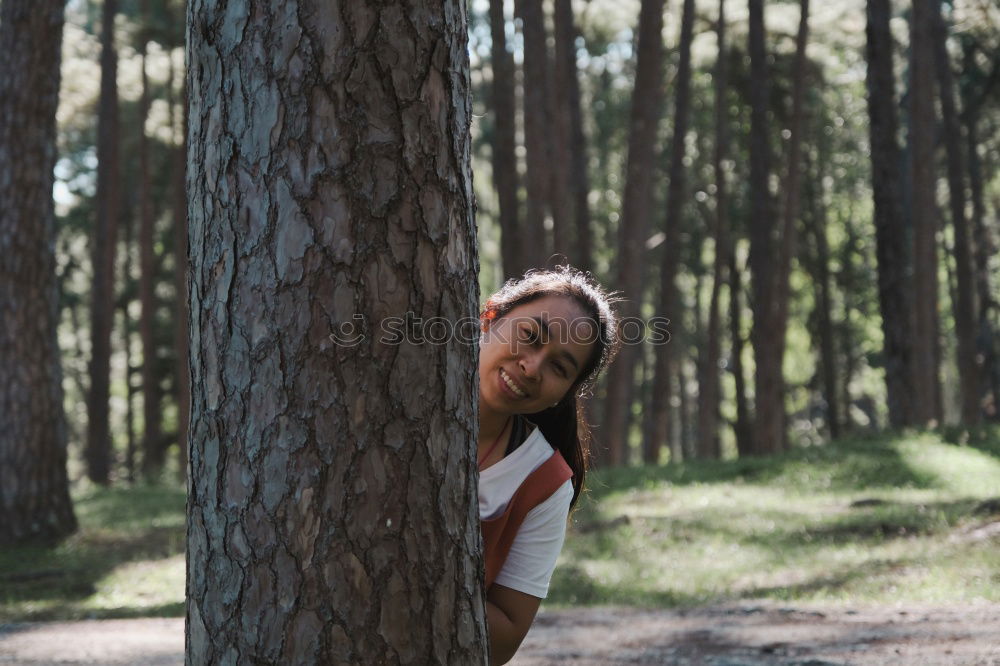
[1, 601, 999, 665]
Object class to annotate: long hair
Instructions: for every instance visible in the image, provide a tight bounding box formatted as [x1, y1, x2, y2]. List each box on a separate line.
[480, 266, 621, 512]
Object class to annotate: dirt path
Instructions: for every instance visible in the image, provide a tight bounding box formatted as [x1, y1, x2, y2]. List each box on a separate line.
[1, 602, 998, 665]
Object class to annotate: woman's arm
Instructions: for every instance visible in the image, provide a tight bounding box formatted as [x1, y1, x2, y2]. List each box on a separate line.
[485, 583, 541, 665]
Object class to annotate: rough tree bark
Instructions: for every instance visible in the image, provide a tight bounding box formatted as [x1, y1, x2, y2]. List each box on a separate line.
[488, 0, 523, 279]
[515, 0, 553, 268]
[747, 0, 783, 455]
[0, 0, 77, 545]
[908, 0, 943, 426]
[865, 0, 916, 427]
[932, 0, 980, 425]
[697, 0, 729, 461]
[185, 2, 487, 663]
[86, 0, 121, 485]
[650, 0, 696, 464]
[601, 0, 666, 467]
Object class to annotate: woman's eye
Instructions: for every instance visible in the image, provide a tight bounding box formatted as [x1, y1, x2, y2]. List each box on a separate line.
[554, 363, 567, 378]
[519, 327, 538, 344]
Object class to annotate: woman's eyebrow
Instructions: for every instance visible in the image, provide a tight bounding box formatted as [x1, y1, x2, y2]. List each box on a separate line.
[533, 315, 581, 371]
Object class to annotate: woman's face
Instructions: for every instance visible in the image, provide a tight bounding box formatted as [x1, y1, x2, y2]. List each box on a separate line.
[479, 294, 598, 418]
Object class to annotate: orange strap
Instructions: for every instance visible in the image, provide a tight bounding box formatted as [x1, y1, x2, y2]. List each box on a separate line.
[481, 450, 573, 590]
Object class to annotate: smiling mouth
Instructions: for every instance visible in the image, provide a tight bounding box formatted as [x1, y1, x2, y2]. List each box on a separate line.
[500, 368, 527, 398]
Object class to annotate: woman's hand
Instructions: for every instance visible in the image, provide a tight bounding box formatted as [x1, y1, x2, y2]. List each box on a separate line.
[485, 584, 542, 665]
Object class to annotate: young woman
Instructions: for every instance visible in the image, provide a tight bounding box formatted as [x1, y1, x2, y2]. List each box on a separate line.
[477, 266, 620, 665]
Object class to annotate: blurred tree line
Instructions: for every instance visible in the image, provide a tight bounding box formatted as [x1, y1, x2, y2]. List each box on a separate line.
[1, 0, 998, 544]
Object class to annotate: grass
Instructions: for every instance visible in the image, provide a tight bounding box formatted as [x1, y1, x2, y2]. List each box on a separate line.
[0, 484, 186, 622]
[549, 427, 1000, 608]
[2, 428, 999, 621]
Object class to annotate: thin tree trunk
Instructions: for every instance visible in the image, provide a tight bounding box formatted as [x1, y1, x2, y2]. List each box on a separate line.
[908, 0, 943, 426]
[601, 0, 666, 468]
[0, 0, 77, 545]
[697, 0, 729, 461]
[805, 151, 840, 439]
[865, 0, 916, 428]
[86, 0, 120, 485]
[515, 0, 552, 268]
[138, 11, 164, 479]
[729, 250, 753, 456]
[121, 184, 137, 484]
[489, 0, 523, 279]
[933, 0, 980, 424]
[839, 216, 860, 430]
[548, 27, 573, 260]
[650, 0, 695, 464]
[747, 0, 783, 455]
[767, 0, 811, 448]
[554, 0, 593, 272]
[186, 1, 486, 662]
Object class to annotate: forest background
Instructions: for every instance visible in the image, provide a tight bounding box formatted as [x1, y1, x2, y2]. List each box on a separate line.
[2, 0, 1000, 634]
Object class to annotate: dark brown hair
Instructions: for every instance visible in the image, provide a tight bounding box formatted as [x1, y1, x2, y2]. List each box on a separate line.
[480, 266, 621, 511]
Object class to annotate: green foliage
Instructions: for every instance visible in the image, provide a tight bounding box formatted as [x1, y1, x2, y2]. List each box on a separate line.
[552, 429, 1000, 607]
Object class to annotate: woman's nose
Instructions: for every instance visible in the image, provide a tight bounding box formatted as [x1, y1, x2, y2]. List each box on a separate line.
[520, 352, 541, 379]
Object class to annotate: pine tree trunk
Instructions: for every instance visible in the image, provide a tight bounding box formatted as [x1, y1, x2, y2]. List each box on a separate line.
[908, 0, 943, 426]
[86, 0, 121, 485]
[0, 0, 77, 545]
[747, 0, 782, 455]
[865, 0, 916, 428]
[138, 19, 165, 479]
[650, 0, 695, 464]
[697, 0, 729, 461]
[185, 2, 486, 663]
[601, 0, 666, 468]
[515, 0, 552, 268]
[554, 0, 593, 272]
[932, 0, 980, 424]
[488, 0, 523, 279]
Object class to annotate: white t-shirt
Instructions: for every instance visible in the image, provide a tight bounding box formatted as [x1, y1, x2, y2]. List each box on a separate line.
[478, 427, 574, 598]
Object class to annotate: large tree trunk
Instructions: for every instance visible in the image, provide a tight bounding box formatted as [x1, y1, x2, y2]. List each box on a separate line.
[185, 2, 486, 663]
[86, 0, 121, 485]
[747, 0, 783, 455]
[554, 0, 593, 272]
[0, 0, 77, 545]
[908, 0, 943, 426]
[515, 0, 552, 268]
[865, 0, 916, 428]
[932, 0, 980, 425]
[600, 0, 666, 468]
[488, 0, 523, 279]
[547, 12, 574, 261]
[697, 0, 730, 461]
[138, 12, 165, 479]
[650, 0, 695, 464]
